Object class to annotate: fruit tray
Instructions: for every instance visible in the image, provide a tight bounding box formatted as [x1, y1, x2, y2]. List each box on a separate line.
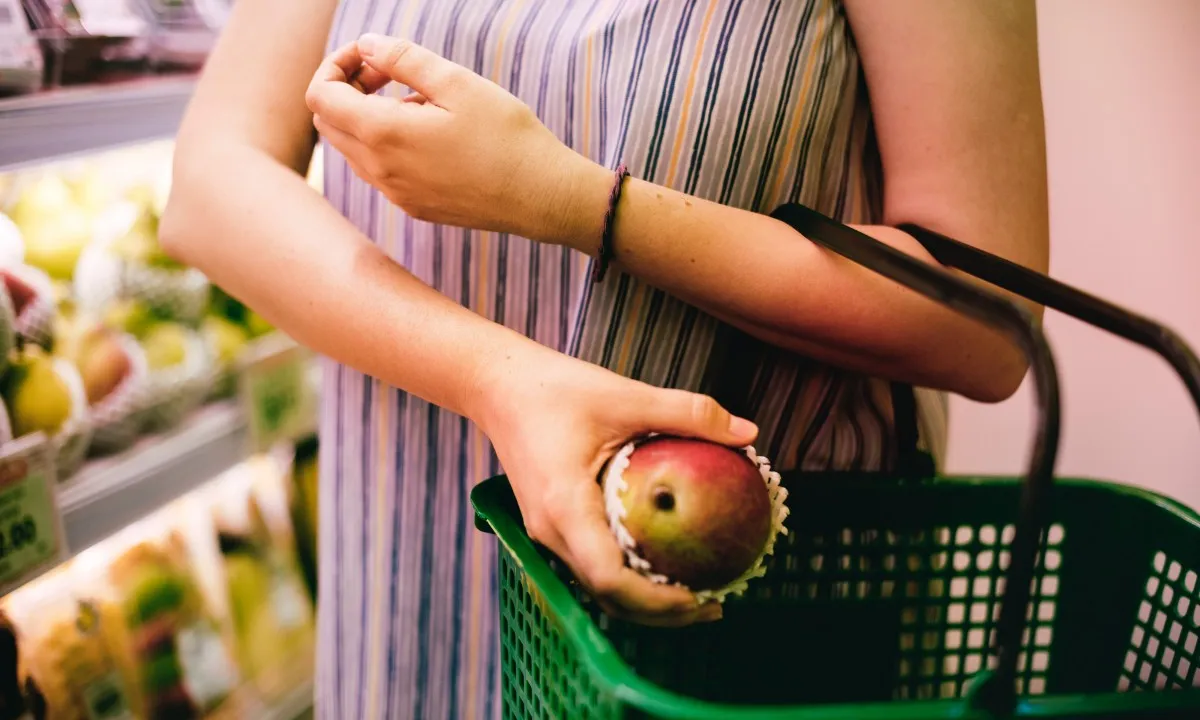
[471, 204, 1200, 719]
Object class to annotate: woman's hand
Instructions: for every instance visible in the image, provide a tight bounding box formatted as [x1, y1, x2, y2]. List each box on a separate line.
[474, 342, 759, 626]
[305, 34, 611, 248]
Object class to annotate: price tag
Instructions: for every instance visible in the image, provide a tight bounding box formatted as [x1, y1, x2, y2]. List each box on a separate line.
[0, 434, 65, 596]
[239, 333, 319, 454]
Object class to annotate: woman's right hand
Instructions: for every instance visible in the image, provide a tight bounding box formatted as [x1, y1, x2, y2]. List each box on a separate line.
[474, 345, 759, 627]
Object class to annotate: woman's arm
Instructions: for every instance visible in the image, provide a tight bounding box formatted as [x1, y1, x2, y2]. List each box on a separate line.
[308, 0, 1048, 404]
[550, 1, 1048, 403]
[162, 1, 756, 626]
[161, 0, 518, 416]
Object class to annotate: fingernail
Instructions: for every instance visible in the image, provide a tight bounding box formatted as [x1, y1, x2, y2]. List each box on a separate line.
[729, 416, 758, 438]
[358, 33, 383, 57]
[699, 604, 723, 622]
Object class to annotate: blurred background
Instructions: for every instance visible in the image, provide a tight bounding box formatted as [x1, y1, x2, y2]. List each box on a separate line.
[0, 1, 1195, 719]
[945, 0, 1200, 510]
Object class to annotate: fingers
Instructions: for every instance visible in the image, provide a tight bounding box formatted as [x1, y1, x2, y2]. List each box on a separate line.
[635, 387, 759, 447]
[356, 33, 473, 107]
[312, 115, 372, 180]
[321, 40, 391, 94]
[306, 43, 409, 140]
[595, 597, 723, 627]
[557, 492, 699, 617]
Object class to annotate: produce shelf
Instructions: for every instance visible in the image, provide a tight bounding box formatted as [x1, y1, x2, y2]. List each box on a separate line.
[57, 400, 249, 553]
[261, 679, 315, 720]
[0, 74, 196, 171]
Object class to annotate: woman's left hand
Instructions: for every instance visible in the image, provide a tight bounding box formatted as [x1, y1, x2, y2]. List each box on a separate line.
[305, 33, 610, 248]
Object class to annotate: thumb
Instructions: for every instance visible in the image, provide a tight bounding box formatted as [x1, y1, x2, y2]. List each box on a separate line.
[356, 34, 470, 106]
[640, 388, 758, 447]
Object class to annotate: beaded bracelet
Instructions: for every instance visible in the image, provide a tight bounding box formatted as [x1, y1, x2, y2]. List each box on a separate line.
[591, 163, 630, 284]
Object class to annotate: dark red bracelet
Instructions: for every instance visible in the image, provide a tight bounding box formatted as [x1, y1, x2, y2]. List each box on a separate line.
[591, 163, 630, 284]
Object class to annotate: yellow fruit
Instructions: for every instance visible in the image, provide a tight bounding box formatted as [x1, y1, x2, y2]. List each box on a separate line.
[103, 299, 156, 338]
[69, 166, 111, 217]
[140, 323, 189, 371]
[7, 174, 73, 227]
[20, 206, 91, 280]
[244, 310, 274, 338]
[203, 315, 249, 366]
[2, 346, 73, 437]
[110, 226, 155, 264]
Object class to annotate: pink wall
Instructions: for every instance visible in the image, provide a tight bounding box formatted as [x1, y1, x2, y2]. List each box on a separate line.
[943, 0, 1200, 508]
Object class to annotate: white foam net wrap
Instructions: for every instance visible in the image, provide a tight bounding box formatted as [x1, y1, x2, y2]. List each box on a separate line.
[87, 333, 151, 453]
[601, 435, 790, 604]
[49, 357, 94, 479]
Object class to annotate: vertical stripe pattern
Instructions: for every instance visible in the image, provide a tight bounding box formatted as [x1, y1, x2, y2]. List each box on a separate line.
[316, 1, 948, 718]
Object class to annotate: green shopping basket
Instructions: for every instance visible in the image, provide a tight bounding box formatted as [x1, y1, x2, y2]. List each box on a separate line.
[470, 203, 1200, 719]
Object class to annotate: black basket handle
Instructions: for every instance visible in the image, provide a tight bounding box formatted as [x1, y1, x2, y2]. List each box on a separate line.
[770, 203, 1060, 716]
[897, 222, 1200, 423]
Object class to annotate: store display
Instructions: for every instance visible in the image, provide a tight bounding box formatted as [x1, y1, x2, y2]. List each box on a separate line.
[0, 23, 323, 711]
[3, 447, 318, 719]
[0, 435, 65, 597]
[0, 0, 42, 96]
[207, 457, 314, 702]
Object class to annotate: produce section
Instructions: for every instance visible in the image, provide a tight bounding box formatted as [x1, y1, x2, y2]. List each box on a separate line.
[0, 8, 323, 709]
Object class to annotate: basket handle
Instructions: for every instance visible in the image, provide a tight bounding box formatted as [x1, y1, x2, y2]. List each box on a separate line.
[896, 222, 1200, 426]
[769, 203, 1060, 715]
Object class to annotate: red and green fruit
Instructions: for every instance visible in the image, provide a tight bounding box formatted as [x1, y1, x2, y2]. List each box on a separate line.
[614, 436, 772, 591]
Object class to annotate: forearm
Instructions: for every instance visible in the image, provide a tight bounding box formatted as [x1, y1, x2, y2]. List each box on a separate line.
[553, 167, 1026, 402]
[160, 144, 541, 421]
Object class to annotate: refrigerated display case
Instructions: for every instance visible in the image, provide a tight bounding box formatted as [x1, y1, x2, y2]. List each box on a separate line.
[0, 18, 323, 716]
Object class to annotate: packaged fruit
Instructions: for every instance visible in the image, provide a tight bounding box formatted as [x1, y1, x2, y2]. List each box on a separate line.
[207, 462, 315, 700]
[101, 532, 239, 719]
[0, 263, 57, 351]
[201, 314, 250, 399]
[0, 345, 94, 480]
[0, 212, 25, 268]
[59, 322, 150, 455]
[4, 174, 91, 283]
[73, 205, 210, 328]
[601, 435, 790, 604]
[134, 322, 216, 432]
[2, 564, 137, 720]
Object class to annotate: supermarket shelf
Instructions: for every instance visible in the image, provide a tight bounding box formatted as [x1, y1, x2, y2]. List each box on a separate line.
[215, 676, 313, 720]
[0, 75, 196, 171]
[262, 679, 315, 720]
[58, 400, 249, 553]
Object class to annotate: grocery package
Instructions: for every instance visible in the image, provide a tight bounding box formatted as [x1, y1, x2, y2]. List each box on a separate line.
[106, 535, 239, 718]
[2, 563, 137, 720]
[203, 456, 315, 701]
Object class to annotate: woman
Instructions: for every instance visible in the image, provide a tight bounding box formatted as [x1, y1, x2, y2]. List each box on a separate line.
[162, 0, 1048, 717]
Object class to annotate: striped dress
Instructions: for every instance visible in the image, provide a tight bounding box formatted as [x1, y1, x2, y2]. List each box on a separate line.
[317, 0, 948, 717]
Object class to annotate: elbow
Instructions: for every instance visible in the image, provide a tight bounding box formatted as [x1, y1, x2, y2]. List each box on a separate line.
[956, 342, 1029, 404]
[158, 160, 204, 268]
[157, 199, 191, 267]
